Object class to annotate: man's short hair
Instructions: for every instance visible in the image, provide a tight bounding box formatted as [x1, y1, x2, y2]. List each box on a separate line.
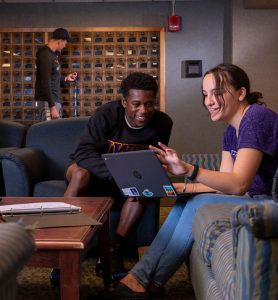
[120, 72, 158, 98]
[52, 28, 72, 42]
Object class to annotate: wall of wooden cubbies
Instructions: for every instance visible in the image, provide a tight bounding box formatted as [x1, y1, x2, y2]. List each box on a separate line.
[0, 27, 165, 124]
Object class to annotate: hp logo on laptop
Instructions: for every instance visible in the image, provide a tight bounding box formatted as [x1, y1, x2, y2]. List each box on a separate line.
[133, 170, 142, 179]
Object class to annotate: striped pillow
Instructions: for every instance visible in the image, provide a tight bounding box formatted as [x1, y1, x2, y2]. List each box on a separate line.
[182, 153, 221, 171]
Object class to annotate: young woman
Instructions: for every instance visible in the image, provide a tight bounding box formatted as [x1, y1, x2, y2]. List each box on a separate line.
[96, 64, 278, 299]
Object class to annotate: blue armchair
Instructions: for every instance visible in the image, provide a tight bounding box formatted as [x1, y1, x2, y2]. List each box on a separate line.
[0, 120, 27, 196]
[0, 117, 88, 197]
[0, 120, 27, 150]
[0, 117, 159, 247]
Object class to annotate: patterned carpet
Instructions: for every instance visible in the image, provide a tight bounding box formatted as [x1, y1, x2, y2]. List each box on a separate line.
[16, 258, 195, 300]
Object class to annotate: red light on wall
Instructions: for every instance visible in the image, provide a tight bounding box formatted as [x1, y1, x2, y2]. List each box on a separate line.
[168, 15, 181, 32]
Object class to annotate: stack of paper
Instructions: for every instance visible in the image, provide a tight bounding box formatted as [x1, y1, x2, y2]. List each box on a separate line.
[0, 202, 81, 215]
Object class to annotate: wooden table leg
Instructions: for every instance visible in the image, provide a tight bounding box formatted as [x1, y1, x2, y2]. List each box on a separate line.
[99, 213, 111, 288]
[59, 251, 81, 300]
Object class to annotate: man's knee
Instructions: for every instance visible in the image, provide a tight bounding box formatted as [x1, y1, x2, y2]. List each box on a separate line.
[125, 197, 149, 207]
[68, 163, 91, 185]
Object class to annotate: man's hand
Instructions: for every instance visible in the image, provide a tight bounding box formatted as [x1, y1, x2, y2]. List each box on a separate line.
[50, 106, 60, 119]
[65, 72, 78, 82]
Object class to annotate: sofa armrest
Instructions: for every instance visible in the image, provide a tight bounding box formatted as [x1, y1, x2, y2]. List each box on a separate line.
[0, 223, 35, 300]
[0, 223, 35, 283]
[231, 202, 278, 239]
[0, 120, 27, 148]
[192, 203, 237, 266]
[0, 148, 48, 196]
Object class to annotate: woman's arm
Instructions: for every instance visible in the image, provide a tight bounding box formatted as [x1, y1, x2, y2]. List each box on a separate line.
[197, 148, 262, 195]
[173, 182, 216, 193]
[151, 143, 263, 196]
[219, 150, 234, 172]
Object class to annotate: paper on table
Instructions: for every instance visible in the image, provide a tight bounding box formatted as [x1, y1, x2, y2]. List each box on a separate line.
[2, 213, 101, 228]
[0, 202, 81, 215]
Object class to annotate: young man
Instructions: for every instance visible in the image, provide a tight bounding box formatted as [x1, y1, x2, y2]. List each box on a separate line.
[35, 28, 77, 121]
[64, 72, 173, 274]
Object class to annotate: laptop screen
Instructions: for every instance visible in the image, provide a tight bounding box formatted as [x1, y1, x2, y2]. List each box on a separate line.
[102, 150, 177, 198]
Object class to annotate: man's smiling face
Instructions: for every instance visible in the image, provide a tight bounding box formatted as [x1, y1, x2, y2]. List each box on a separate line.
[122, 89, 156, 128]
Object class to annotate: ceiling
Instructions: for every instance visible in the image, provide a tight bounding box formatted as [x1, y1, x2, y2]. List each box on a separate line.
[0, 0, 200, 3]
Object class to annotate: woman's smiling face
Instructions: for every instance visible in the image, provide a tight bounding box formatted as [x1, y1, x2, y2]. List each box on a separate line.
[202, 73, 244, 123]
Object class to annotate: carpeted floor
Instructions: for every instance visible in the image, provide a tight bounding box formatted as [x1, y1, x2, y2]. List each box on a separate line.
[16, 258, 195, 300]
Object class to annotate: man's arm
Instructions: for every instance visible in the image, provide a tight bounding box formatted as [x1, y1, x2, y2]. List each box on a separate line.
[71, 112, 112, 181]
[37, 51, 56, 108]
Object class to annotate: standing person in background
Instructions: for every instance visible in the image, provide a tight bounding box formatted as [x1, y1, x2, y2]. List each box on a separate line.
[35, 28, 77, 121]
[95, 64, 278, 299]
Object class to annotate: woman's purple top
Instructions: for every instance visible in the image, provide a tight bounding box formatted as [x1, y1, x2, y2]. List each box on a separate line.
[223, 104, 278, 196]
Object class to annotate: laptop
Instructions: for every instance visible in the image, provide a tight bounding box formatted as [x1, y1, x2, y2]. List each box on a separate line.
[102, 150, 177, 198]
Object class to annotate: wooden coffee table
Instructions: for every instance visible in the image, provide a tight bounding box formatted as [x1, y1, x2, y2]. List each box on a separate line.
[0, 197, 113, 300]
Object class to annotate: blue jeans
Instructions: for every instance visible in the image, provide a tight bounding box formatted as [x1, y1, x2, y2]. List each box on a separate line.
[36, 101, 61, 121]
[130, 193, 273, 288]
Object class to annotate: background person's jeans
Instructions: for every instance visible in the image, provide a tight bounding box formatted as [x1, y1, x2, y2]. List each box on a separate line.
[36, 101, 61, 121]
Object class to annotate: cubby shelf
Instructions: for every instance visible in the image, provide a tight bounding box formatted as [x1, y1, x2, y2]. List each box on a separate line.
[0, 27, 165, 124]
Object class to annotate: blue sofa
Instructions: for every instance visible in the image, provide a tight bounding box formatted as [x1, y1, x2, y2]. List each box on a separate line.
[181, 153, 278, 299]
[0, 117, 159, 247]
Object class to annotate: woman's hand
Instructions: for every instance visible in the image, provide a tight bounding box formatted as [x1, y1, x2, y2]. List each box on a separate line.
[173, 182, 186, 193]
[149, 142, 187, 176]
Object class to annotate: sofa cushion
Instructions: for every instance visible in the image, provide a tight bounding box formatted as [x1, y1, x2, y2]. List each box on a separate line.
[26, 117, 89, 180]
[192, 203, 237, 266]
[211, 229, 235, 299]
[33, 180, 67, 197]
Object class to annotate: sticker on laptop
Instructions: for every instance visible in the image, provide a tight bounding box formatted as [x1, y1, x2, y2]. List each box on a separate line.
[163, 185, 177, 197]
[142, 189, 154, 197]
[122, 187, 140, 197]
